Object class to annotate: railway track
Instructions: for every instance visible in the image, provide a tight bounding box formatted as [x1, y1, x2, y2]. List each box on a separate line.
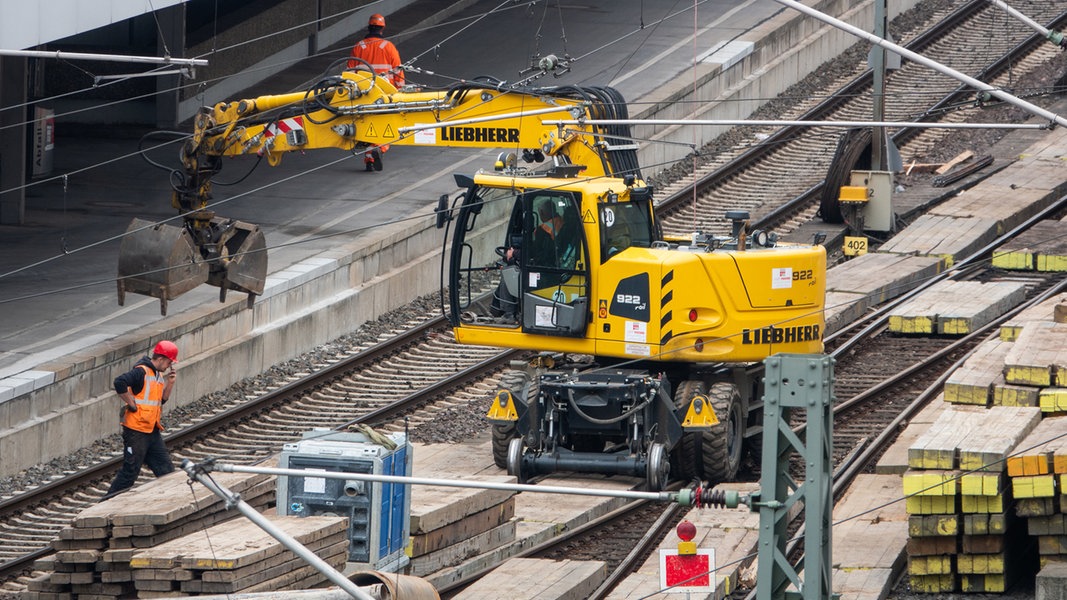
[489, 199, 1066, 599]
[4, 0, 1067, 596]
[0, 315, 523, 591]
[655, 0, 1067, 238]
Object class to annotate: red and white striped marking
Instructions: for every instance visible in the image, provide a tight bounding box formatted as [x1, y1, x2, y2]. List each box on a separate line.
[263, 116, 304, 138]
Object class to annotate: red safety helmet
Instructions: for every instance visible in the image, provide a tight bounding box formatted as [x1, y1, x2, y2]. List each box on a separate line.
[152, 340, 179, 363]
[368, 13, 385, 28]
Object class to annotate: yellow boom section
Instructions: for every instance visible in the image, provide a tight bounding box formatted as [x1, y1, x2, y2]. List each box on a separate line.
[196, 71, 605, 169]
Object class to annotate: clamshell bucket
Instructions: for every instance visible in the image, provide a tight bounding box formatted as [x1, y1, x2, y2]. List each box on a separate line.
[117, 217, 267, 315]
[205, 217, 267, 308]
[117, 218, 208, 315]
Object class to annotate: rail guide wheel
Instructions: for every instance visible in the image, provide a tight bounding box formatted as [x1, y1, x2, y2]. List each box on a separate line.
[506, 437, 528, 484]
[646, 442, 669, 491]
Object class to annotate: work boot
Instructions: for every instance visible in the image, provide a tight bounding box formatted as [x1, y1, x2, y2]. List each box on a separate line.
[366, 148, 383, 171]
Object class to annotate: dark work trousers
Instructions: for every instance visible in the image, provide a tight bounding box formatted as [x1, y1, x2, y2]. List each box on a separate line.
[104, 426, 174, 498]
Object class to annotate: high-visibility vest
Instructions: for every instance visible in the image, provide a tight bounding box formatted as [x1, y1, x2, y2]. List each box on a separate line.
[121, 365, 165, 433]
[348, 37, 404, 86]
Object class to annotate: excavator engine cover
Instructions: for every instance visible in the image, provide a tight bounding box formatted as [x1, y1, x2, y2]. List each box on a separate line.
[117, 218, 208, 315]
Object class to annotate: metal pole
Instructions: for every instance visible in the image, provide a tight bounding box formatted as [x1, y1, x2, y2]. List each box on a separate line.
[771, 0, 1067, 128]
[543, 119, 1046, 130]
[986, 0, 1067, 47]
[0, 49, 207, 66]
[871, 0, 888, 171]
[755, 354, 835, 600]
[181, 460, 374, 600]
[212, 462, 680, 502]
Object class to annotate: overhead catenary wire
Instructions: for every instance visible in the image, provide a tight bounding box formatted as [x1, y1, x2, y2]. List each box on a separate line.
[0, 1, 1058, 296]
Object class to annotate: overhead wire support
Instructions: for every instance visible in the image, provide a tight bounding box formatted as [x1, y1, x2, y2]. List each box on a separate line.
[181, 459, 375, 600]
[770, 0, 1067, 129]
[985, 0, 1067, 48]
[0, 49, 208, 67]
[543, 118, 1050, 130]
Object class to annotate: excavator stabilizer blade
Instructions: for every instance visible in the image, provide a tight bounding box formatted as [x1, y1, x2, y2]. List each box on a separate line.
[117, 218, 208, 315]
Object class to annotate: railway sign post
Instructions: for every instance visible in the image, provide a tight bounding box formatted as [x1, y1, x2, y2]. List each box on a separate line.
[659, 520, 715, 592]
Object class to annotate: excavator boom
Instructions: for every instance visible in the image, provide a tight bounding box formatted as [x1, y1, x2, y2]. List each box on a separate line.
[120, 70, 635, 314]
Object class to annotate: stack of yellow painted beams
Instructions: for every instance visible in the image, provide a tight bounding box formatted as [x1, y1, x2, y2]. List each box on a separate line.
[1004, 320, 1067, 413]
[128, 514, 349, 595]
[1006, 416, 1067, 568]
[887, 280, 1027, 335]
[904, 404, 1041, 592]
[944, 339, 1013, 406]
[991, 216, 1067, 273]
[944, 300, 1067, 409]
[405, 476, 518, 578]
[24, 467, 274, 598]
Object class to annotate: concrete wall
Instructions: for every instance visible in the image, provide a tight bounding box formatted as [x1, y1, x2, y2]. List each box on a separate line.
[0, 0, 922, 477]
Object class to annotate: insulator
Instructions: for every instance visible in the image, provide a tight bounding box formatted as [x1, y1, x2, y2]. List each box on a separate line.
[695, 486, 729, 509]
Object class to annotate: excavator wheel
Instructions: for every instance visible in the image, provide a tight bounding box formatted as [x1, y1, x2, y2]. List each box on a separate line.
[670, 380, 707, 482]
[491, 369, 531, 469]
[701, 382, 745, 484]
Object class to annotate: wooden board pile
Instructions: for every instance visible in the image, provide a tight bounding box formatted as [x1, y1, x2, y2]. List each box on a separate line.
[944, 294, 1067, 410]
[128, 514, 348, 595]
[405, 476, 517, 578]
[991, 216, 1067, 273]
[1006, 416, 1067, 570]
[24, 467, 275, 598]
[887, 280, 1027, 336]
[904, 404, 1041, 593]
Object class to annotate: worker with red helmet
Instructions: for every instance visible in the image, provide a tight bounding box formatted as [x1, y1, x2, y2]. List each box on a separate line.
[348, 13, 404, 87]
[102, 340, 179, 499]
[348, 13, 404, 170]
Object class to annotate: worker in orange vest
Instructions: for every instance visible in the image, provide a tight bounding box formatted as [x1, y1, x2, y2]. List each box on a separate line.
[348, 13, 404, 87]
[102, 340, 178, 500]
[348, 13, 404, 171]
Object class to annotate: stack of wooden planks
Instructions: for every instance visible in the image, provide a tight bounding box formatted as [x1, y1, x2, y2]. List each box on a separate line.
[887, 280, 1028, 336]
[128, 514, 349, 595]
[944, 294, 1067, 410]
[991, 216, 1067, 272]
[1004, 321, 1067, 412]
[405, 476, 517, 578]
[1006, 416, 1067, 569]
[24, 466, 275, 598]
[904, 403, 1041, 592]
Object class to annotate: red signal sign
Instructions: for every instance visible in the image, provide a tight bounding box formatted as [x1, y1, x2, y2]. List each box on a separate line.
[660, 549, 715, 591]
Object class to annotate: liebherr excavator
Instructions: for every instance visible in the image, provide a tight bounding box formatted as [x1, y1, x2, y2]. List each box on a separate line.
[125, 66, 826, 489]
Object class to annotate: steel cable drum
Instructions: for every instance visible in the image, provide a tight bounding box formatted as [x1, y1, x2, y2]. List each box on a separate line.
[117, 217, 208, 315]
[820, 127, 872, 224]
[349, 570, 440, 599]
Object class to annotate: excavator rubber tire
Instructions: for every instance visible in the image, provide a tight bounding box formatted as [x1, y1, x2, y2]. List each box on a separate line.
[701, 382, 744, 485]
[491, 369, 531, 468]
[669, 380, 708, 482]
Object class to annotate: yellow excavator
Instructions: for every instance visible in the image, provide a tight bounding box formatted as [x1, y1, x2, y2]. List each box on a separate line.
[125, 65, 826, 489]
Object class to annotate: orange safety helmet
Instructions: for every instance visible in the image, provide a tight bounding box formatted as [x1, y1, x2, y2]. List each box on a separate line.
[368, 13, 385, 28]
[152, 340, 179, 362]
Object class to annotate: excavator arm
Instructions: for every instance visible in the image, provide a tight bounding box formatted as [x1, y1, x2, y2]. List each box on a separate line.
[120, 69, 637, 314]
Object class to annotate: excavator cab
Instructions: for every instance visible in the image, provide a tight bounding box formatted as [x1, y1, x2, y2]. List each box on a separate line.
[447, 173, 599, 339]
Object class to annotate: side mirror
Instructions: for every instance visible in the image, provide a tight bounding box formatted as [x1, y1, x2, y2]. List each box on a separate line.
[435, 194, 451, 229]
